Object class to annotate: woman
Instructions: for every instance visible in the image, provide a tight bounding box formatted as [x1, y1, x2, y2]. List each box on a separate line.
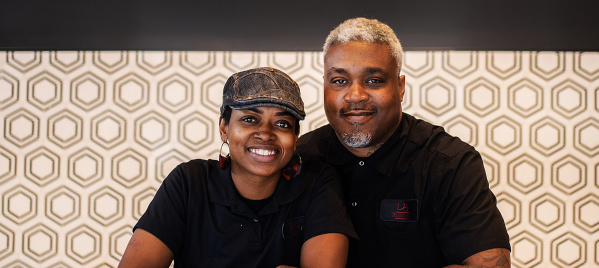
[118, 67, 356, 267]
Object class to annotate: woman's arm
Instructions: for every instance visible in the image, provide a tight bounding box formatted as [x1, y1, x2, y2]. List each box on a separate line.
[118, 228, 174, 268]
[300, 233, 349, 268]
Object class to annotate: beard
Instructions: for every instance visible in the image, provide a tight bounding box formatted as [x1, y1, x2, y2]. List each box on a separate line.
[336, 105, 376, 148]
[340, 131, 372, 148]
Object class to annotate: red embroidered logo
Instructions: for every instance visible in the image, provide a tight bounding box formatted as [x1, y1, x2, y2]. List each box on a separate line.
[380, 199, 418, 222]
[392, 201, 410, 220]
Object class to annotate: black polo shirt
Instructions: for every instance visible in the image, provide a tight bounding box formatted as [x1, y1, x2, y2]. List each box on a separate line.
[135, 158, 356, 267]
[297, 113, 510, 267]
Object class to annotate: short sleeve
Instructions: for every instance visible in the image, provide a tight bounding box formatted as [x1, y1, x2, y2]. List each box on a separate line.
[434, 150, 511, 264]
[301, 163, 358, 242]
[134, 163, 190, 256]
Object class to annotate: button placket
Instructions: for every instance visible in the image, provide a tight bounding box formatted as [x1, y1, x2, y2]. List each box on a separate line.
[248, 217, 262, 247]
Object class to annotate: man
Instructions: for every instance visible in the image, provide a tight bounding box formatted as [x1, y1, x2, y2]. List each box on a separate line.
[297, 17, 511, 267]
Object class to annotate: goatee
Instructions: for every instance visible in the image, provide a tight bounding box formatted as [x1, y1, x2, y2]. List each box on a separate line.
[340, 132, 372, 148]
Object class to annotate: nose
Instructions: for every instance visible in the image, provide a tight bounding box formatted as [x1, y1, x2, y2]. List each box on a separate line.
[345, 83, 368, 103]
[254, 123, 275, 141]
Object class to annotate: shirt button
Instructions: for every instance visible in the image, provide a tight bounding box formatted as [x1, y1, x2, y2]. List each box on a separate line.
[358, 161, 365, 166]
[351, 202, 358, 207]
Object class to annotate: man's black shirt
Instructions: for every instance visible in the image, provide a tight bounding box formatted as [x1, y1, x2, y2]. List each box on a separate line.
[297, 113, 511, 267]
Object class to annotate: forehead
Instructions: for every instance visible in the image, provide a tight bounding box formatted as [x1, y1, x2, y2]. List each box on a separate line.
[324, 41, 397, 74]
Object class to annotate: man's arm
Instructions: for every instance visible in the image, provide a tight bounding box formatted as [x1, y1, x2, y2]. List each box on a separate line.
[118, 228, 174, 268]
[300, 233, 349, 268]
[444, 248, 510, 268]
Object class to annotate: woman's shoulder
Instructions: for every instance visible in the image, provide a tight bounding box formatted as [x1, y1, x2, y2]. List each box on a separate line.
[176, 158, 221, 170]
[163, 159, 220, 183]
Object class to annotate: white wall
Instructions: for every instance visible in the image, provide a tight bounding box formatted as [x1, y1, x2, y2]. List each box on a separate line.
[0, 50, 598, 267]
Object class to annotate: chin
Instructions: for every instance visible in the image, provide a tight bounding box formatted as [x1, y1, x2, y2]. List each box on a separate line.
[339, 131, 372, 148]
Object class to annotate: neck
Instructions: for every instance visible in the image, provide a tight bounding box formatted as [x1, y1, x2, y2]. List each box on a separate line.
[342, 142, 385, 158]
[230, 171, 279, 200]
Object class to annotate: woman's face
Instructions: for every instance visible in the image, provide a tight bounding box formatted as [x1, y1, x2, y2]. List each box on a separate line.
[220, 106, 298, 181]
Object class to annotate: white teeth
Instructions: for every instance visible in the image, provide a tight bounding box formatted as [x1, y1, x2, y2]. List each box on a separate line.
[250, 148, 276, 156]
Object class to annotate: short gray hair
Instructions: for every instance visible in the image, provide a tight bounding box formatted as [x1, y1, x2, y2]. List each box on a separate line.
[323, 17, 403, 73]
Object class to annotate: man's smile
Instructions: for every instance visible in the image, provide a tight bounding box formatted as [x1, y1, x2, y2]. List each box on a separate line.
[340, 107, 376, 124]
[342, 110, 375, 116]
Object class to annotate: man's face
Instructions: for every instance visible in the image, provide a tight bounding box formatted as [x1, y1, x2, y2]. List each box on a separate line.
[323, 41, 405, 156]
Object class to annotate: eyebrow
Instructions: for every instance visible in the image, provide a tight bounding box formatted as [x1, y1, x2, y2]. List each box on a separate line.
[327, 67, 385, 76]
[328, 67, 348, 75]
[364, 67, 384, 75]
[247, 107, 263, 114]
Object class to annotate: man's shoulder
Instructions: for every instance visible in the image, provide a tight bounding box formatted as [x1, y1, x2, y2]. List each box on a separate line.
[298, 124, 334, 143]
[297, 124, 335, 159]
[295, 157, 336, 187]
[405, 114, 477, 159]
[298, 156, 334, 174]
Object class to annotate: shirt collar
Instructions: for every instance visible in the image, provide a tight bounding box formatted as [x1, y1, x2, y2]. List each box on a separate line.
[208, 162, 304, 215]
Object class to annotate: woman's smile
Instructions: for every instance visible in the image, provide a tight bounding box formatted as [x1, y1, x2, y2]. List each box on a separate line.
[249, 147, 278, 156]
[220, 106, 298, 182]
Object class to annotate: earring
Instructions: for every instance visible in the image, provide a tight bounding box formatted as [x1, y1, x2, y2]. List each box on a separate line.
[282, 152, 302, 180]
[219, 141, 230, 169]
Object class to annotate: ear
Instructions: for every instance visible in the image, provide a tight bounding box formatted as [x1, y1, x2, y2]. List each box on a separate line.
[219, 117, 228, 143]
[398, 75, 406, 102]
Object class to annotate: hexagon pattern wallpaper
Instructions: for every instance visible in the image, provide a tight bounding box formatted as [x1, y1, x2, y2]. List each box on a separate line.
[0, 50, 598, 267]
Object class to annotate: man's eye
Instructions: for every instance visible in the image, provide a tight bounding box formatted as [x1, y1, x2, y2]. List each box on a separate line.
[331, 79, 347, 84]
[366, 78, 383, 83]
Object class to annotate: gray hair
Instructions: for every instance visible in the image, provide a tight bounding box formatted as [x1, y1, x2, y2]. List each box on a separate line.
[323, 17, 403, 73]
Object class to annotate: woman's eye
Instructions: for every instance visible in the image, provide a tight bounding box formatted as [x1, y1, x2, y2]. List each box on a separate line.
[276, 121, 291, 128]
[241, 117, 257, 123]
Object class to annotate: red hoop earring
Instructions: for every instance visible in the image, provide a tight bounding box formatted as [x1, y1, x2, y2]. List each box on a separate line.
[219, 141, 230, 169]
[282, 152, 302, 180]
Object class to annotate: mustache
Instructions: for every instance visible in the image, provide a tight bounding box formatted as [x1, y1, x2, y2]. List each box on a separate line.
[340, 105, 377, 115]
